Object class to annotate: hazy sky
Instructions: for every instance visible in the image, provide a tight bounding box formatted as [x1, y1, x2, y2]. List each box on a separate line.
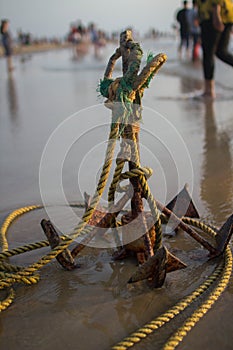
[1, 0, 183, 38]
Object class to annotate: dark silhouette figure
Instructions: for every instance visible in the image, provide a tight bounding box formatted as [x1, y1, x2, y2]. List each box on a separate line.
[176, 0, 191, 58]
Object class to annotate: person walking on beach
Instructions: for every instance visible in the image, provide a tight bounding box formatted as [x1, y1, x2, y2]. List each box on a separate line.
[197, 0, 233, 98]
[1, 19, 14, 73]
[187, 0, 201, 61]
[176, 0, 191, 58]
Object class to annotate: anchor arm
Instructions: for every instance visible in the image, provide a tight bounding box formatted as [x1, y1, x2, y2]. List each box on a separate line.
[155, 199, 217, 255]
[104, 47, 121, 79]
[71, 189, 132, 257]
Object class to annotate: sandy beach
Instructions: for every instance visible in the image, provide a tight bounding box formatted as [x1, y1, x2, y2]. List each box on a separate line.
[0, 37, 233, 350]
[0, 41, 72, 57]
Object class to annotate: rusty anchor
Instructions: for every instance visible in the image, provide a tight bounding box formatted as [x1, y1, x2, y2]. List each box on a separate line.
[40, 30, 233, 288]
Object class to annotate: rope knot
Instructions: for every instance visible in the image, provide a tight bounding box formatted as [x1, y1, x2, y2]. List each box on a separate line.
[119, 166, 153, 181]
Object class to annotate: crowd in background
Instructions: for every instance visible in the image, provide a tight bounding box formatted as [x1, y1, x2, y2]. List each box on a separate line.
[67, 21, 108, 58]
[1, 0, 232, 99]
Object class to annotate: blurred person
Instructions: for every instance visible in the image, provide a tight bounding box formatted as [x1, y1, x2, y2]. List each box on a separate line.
[76, 27, 90, 58]
[88, 23, 106, 58]
[68, 21, 94, 60]
[197, 0, 233, 98]
[187, 0, 201, 61]
[1, 19, 14, 72]
[176, 0, 191, 58]
[89, 23, 99, 57]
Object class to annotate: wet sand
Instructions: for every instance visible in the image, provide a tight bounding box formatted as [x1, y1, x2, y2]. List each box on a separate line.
[0, 38, 233, 350]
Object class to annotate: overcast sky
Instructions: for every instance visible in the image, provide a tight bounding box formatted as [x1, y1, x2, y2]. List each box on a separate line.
[0, 0, 183, 38]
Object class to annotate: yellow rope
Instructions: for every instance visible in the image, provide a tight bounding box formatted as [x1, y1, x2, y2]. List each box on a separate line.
[0, 103, 231, 350]
[0, 261, 22, 272]
[108, 159, 125, 204]
[130, 133, 162, 251]
[0, 205, 41, 252]
[0, 288, 15, 312]
[112, 219, 232, 350]
[0, 240, 50, 259]
[0, 158, 231, 350]
[163, 247, 232, 350]
[0, 137, 231, 350]
[0, 123, 120, 310]
[108, 128, 163, 252]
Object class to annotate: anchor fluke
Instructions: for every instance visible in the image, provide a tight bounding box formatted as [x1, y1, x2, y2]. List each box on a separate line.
[166, 184, 200, 219]
[128, 246, 186, 287]
[166, 250, 187, 273]
[214, 214, 233, 256]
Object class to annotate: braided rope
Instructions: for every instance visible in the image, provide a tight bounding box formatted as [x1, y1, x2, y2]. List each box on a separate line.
[0, 261, 22, 272]
[108, 159, 126, 204]
[0, 124, 120, 310]
[79, 125, 118, 227]
[0, 240, 50, 259]
[0, 288, 15, 312]
[119, 167, 153, 180]
[108, 135, 163, 252]
[0, 205, 41, 252]
[129, 133, 140, 167]
[112, 219, 232, 350]
[139, 175, 162, 251]
[131, 134, 162, 251]
[0, 46, 231, 350]
[0, 145, 231, 350]
[163, 247, 232, 349]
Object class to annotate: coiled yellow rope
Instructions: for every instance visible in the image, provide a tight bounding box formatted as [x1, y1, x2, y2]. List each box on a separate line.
[0, 205, 41, 252]
[0, 96, 163, 312]
[0, 98, 232, 350]
[0, 123, 120, 311]
[0, 158, 232, 350]
[103, 121, 232, 350]
[112, 219, 232, 350]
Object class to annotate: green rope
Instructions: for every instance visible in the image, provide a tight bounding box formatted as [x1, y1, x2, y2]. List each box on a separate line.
[98, 78, 114, 98]
[141, 52, 160, 89]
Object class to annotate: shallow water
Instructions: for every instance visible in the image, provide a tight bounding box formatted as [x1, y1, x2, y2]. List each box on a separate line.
[0, 38, 233, 350]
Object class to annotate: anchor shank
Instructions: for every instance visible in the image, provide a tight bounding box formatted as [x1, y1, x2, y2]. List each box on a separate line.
[71, 190, 131, 257]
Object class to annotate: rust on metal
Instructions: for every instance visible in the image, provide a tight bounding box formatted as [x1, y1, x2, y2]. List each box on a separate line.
[156, 199, 217, 255]
[166, 184, 200, 219]
[104, 30, 188, 286]
[166, 251, 187, 273]
[128, 246, 167, 288]
[113, 35, 155, 261]
[128, 246, 186, 286]
[71, 190, 132, 258]
[40, 30, 231, 291]
[41, 219, 76, 271]
[121, 212, 156, 255]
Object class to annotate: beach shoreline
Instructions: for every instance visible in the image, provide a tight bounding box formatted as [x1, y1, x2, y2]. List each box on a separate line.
[0, 41, 72, 57]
